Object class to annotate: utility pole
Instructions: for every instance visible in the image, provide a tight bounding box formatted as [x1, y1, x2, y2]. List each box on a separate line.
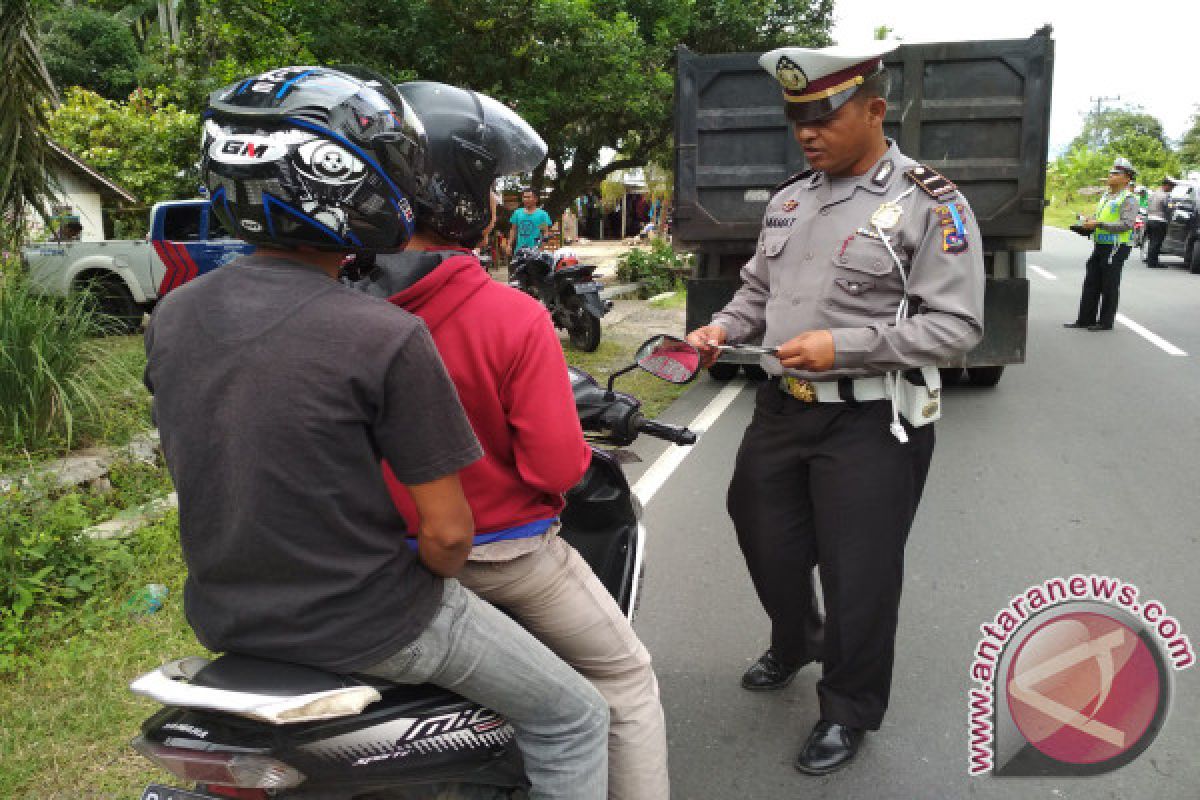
[1089, 95, 1120, 117]
[1086, 96, 1121, 147]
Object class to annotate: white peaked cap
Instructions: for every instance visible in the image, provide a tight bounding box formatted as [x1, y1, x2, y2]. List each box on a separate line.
[759, 41, 897, 122]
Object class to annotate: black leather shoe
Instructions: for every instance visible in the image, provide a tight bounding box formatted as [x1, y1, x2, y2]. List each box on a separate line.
[1063, 322, 1090, 329]
[794, 720, 866, 776]
[740, 649, 816, 691]
[1087, 323, 1114, 331]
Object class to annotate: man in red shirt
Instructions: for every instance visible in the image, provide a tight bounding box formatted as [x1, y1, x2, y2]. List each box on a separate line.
[359, 81, 669, 800]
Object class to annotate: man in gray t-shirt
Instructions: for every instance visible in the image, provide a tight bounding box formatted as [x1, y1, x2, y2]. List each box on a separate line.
[146, 252, 483, 671]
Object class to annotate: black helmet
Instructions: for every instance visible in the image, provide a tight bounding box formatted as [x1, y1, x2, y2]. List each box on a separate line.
[396, 81, 547, 247]
[201, 66, 426, 252]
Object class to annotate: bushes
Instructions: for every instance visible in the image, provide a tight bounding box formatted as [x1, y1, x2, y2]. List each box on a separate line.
[615, 238, 693, 296]
[0, 459, 174, 673]
[0, 280, 104, 453]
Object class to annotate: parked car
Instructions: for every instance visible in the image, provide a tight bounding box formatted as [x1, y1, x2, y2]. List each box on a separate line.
[22, 200, 253, 332]
[1160, 180, 1200, 273]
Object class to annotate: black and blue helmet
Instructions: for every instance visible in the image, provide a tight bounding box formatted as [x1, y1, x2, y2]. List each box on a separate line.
[201, 67, 426, 252]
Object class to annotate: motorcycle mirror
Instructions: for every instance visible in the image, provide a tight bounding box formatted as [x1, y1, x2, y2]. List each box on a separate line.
[633, 335, 701, 384]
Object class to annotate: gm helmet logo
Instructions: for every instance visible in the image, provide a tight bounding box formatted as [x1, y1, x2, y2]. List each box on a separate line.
[221, 140, 270, 158]
[210, 134, 282, 164]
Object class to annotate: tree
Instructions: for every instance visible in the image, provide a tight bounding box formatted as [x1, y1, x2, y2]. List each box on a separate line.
[46, 87, 201, 207]
[1070, 106, 1168, 151]
[1180, 108, 1200, 172]
[40, 5, 142, 99]
[261, 0, 833, 216]
[0, 0, 58, 247]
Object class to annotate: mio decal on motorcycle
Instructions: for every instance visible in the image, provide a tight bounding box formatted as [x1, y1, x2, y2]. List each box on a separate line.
[160, 722, 209, 739]
[302, 707, 515, 766]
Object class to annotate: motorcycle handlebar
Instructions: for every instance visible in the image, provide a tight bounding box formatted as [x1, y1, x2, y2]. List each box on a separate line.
[635, 417, 698, 446]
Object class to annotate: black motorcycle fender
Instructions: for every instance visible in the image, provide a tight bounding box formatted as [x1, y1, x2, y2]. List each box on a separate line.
[573, 288, 608, 320]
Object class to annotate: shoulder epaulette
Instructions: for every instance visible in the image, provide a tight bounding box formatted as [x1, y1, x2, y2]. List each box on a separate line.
[773, 169, 815, 195]
[905, 164, 957, 200]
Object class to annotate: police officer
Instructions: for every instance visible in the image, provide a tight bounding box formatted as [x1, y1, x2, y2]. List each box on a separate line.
[1064, 157, 1139, 330]
[686, 42, 984, 775]
[1144, 175, 1175, 268]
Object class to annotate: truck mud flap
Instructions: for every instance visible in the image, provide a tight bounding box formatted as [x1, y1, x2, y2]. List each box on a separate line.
[965, 277, 1028, 367]
[686, 278, 740, 333]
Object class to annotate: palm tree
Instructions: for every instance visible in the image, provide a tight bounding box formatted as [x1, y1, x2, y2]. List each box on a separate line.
[0, 0, 59, 247]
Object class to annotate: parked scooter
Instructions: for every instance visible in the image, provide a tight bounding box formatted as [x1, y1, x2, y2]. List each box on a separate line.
[508, 246, 610, 352]
[128, 335, 700, 800]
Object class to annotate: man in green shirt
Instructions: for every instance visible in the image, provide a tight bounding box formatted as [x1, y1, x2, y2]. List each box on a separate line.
[508, 189, 553, 255]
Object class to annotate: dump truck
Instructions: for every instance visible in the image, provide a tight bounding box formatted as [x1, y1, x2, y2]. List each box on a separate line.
[674, 27, 1055, 386]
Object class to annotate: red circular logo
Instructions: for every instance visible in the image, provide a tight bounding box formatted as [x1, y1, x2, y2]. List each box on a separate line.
[1006, 611, 1161, 765]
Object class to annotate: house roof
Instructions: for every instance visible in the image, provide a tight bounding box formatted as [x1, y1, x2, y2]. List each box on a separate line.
[47, 140, 138, 205]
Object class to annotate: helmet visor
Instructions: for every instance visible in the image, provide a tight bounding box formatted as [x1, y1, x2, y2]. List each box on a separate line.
[477, 93, 547, 175]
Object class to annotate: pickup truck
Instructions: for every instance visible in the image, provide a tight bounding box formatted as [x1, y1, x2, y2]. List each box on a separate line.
[22, 199, 253, 331]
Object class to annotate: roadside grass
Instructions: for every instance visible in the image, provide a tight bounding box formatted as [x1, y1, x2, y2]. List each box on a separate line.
[649, 289, 687, 310]
[1044, 198, 1096, 230]
[0, 334, 150, 472]
[0, 282, 104, 457]
[0, 512, 197, 799]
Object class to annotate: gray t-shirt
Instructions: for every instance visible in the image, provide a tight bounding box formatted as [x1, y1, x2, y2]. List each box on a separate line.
[144, 255, 482, 672]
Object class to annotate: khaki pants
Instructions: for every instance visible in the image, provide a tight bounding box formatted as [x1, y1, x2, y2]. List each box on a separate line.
[458, 536, 669, 800]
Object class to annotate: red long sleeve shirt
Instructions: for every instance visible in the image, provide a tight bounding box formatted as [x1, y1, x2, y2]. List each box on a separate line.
[382, 253, 591, 538]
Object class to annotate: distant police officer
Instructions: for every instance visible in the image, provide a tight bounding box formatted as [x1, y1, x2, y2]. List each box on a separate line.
[1144, 175, 1176, 268]
[687, 42, 984, 775]
[1064, 158, 1139, 330]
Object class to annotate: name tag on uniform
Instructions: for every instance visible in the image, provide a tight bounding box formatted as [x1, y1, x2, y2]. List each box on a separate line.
[765, 216, 796, 229]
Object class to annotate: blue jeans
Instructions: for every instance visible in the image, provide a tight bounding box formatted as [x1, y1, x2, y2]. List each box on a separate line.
[360, 579, 609, 799]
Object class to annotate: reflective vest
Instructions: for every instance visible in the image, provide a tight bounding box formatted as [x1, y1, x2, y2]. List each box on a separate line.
[1094, 190, 1132, 245]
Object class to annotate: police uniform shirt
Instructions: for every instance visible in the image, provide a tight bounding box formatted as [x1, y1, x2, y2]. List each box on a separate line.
[1142, 190, 1171, 224]
[1147, 189, 1170, 223]
[1095, 191, 1139, 234]
[712, 139, 985, 380]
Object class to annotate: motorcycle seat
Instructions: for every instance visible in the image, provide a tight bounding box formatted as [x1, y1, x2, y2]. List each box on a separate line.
[193, 653, 396, 695]
[130, 655, 393, 724]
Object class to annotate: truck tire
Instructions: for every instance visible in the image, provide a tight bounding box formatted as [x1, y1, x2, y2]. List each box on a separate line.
[707, 363, 739, 381]
[1189, 240, 1200, 274]
[80, 274, 143, 334]
[966, 366, 1005, 387]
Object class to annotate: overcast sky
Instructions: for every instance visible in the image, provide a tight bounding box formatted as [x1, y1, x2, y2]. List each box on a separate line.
[831, 0, 1200, 155]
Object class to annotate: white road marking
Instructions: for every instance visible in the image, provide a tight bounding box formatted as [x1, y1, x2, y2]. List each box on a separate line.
[633, 380, 746, 506]
[1115, 314, 1188, 356]
[1028, 264, 1058, 281]
[1028, 262, 1185, 356]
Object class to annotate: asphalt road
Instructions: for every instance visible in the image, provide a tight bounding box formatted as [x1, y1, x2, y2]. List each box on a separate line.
[625, 227, 1200, 799]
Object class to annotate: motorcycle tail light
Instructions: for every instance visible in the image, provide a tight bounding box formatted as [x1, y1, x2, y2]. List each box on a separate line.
[132, 736, 305, 789]
[206, 787, 268, 799]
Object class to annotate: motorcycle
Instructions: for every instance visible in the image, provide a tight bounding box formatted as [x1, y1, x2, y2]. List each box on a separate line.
[128, 335, 700, 800]
[508, 247, 610, 352]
